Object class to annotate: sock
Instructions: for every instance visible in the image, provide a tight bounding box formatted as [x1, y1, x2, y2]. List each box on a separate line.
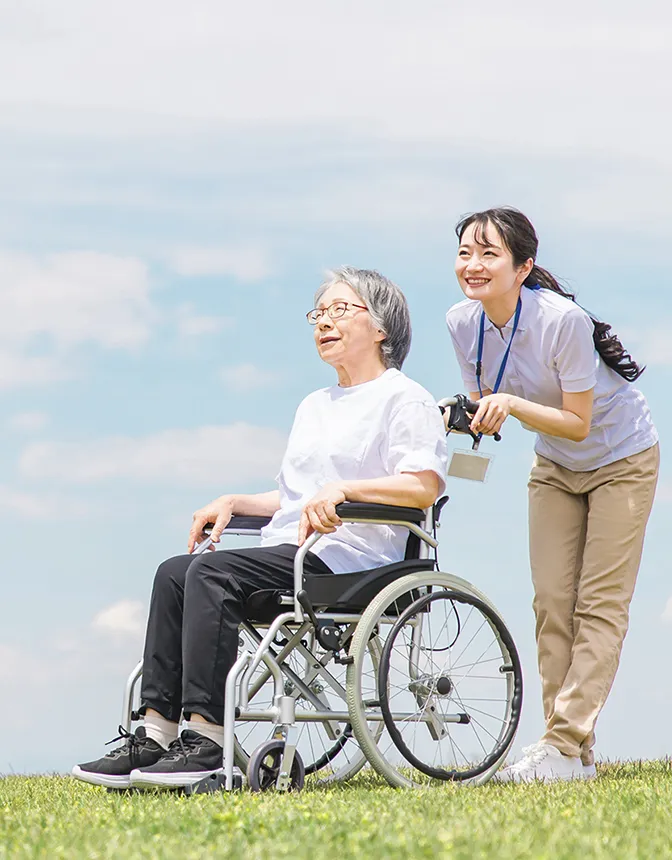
[185, 719, 224, 748]
[144, 712, 179, 750]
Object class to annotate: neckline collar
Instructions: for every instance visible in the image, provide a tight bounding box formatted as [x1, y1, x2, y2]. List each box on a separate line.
[481, 286, 538, 334]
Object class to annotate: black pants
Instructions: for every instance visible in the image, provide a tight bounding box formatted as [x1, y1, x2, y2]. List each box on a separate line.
[140, 544, 333, 725]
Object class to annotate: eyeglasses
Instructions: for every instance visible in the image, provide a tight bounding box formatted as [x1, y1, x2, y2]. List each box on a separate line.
[306, 301, 368, 325]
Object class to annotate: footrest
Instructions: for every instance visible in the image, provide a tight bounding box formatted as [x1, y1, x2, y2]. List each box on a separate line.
[183, 768, 244, 795]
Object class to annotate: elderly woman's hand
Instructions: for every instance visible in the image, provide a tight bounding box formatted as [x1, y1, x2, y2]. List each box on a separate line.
[188, 495, 235, 553]
[298, 483, 347, 545]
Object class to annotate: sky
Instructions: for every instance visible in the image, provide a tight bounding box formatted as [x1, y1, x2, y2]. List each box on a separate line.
[1, 0, 671, 774]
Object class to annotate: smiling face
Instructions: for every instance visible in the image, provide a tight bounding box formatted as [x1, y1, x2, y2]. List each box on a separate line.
[312, 282, 384, 369]
[455, 220, 533, 304]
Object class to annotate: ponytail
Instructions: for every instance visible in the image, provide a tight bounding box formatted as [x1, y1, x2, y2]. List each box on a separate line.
[524, 264, 644, 383]
[456, 208, 645, 383]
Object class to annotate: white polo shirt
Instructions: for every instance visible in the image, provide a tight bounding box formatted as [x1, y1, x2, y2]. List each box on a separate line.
[446, 287, 657, 471]
[261, 369, 448, 573]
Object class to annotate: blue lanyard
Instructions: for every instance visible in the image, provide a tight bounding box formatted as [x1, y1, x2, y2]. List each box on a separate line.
[476, 296, 522, 398]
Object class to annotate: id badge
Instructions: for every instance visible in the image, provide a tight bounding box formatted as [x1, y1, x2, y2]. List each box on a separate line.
[447, 449, 493, 483]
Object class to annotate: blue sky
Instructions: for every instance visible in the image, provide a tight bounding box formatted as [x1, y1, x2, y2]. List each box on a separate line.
[1, 0, 671, 773]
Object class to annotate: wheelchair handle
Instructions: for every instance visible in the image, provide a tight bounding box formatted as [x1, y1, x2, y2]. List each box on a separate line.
[438, 394, 502, 444]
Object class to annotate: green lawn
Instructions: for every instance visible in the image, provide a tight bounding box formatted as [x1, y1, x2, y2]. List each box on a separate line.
[1, 762, 671, 859]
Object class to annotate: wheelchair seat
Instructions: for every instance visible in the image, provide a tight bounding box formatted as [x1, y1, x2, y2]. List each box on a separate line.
[244, 558, 436, 622]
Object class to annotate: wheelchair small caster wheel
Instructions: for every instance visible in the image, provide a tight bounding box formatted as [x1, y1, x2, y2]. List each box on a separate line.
[247, 740, 305, 792]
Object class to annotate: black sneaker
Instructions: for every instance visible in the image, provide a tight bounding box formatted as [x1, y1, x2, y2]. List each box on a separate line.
[72, 726, 165, 789]
[130, 730, 223, 788]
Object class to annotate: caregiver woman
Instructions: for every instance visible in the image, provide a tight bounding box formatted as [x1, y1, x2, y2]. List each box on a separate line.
[446, 207, 659, 784]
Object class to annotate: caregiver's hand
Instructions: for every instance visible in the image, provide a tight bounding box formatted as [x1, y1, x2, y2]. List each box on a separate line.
[298, 483, 347, 545]
[188, 495, 235, 552]
[470, 393, 514, 436]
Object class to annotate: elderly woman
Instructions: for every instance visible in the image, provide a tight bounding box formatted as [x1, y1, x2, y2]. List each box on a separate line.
[73, 266, 448, 790]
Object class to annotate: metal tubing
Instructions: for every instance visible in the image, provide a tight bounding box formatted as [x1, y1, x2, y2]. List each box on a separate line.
[223, 650, 252, 791]
[239, 612, 296, 708]
[242, 622, 312, 701]
[121, 660, 143, 731]
[420, 509, 434, 560]
[260, 651, 284, 704]
[332, 517, 437, 549]
[276, 724, 299, 791]
[243, 624, 338, 713]
[235, 708, 466, 724]
[192, 536, 214, 554]
[254, 611, 402, 625]
[293, 532, 321, 621]
[408, 614, 424, 682]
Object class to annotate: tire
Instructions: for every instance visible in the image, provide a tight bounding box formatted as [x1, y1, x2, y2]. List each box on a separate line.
[234, 626, 384, 784]
[347, 572, 522, 789]
[246, 740, 305, 792]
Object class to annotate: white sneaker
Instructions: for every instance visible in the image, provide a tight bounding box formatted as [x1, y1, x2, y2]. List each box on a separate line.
[496, 742, 586, 784]
[583, 762, 597, 780]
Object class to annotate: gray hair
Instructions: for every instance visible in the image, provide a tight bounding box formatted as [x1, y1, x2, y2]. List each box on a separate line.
[314, 266, 412, 369]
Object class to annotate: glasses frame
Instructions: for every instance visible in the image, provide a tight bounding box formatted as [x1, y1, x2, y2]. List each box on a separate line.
[306, 301, 368, 325]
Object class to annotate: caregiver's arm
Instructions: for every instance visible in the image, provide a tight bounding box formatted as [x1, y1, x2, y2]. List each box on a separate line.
[297, 471, 440, 545]
[188, 490, 281, 552]
[468, 389, 594, 443]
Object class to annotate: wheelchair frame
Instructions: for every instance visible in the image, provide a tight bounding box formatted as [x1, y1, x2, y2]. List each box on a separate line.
[122, 504, 440, 791]
[121, 397, 523, 792]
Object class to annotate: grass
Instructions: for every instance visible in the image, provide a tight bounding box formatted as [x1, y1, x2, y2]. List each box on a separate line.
[1, 762, 671, 859]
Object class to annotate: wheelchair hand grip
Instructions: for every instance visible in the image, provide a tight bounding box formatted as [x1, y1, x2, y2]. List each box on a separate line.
[442, 395, 502, 443]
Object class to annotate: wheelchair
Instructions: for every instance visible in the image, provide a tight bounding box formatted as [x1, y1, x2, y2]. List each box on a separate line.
[121, 397, 523, 792]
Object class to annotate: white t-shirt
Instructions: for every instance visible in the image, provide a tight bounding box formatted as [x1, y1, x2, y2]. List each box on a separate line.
[260, 369, 448, 574]
[446, 287, 658, 471]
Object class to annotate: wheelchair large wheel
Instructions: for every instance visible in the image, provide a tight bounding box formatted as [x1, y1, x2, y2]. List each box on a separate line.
[234, 627, 383, 784]
[346, 572, 522, 789]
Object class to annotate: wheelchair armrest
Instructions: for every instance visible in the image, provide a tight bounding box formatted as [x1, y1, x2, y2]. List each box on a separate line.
[204, 515, 272, 534]
[334, 502, 426, 525]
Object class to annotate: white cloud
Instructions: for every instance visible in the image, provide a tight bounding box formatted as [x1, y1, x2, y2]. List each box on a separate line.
[170, 247, 270, 282]
[562, 172, 672, 231]
[0, 250, 154, 389]
[662, 597, 672, 623]
[6, 411, 50, 432]
[176, 304, 233, 338]
[0, 644, 41, 683]
[620, 327, 672, 368]
[0, 1, 670, 164]
[92, 600, 146, 637]
[220, 363, 280, 392]
[0, 350, 71, 390]
[0, 485, 88, 519]
[18, 422, 287, 485]
[655, 483, 672, 505]
[0, 250, 153, 349]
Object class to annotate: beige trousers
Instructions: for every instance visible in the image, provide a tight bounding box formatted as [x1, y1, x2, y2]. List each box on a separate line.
[528, 443, 659, 764]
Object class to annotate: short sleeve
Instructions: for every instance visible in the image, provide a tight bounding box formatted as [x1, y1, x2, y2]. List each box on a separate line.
[274, 396, 309, 484]
[553, 309, 598, 393]
[446, 313, 478, 392]
[383, 401, 448, 496]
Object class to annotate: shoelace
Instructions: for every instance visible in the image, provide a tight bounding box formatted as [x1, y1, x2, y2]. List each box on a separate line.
[162, 733, 204, 761]
[104, 725, 151, 758]
[517, 743, 552, 767]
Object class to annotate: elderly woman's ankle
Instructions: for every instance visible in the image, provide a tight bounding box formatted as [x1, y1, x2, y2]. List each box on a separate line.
[185, 715, 224, 748]
[144, 711, 179, 750]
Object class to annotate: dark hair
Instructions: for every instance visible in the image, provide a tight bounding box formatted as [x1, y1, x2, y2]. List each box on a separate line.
[455, 207, 644, 382]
